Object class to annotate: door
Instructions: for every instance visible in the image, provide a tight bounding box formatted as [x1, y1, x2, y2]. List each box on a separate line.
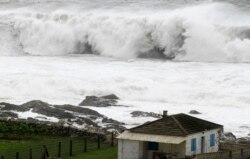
[201, 136, 205, 153]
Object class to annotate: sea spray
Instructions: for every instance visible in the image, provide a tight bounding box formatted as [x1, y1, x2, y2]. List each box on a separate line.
[0, 0, 250, 61]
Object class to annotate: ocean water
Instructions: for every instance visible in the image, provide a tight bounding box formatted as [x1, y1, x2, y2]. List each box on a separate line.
[0, 0, 250, 136]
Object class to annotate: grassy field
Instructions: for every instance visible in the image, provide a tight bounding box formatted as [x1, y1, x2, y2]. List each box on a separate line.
[0, 136, 117, 159]
[64, 146, 117, 159]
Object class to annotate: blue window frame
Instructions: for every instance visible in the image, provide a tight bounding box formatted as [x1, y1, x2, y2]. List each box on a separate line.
[191, 138, 196, 151]
[148, 142, 159, 151]
[210, 134, 215, 146]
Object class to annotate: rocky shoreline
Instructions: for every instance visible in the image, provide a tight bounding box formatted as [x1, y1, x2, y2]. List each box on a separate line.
[0, 94, 167, 135]
[0, 94, 249, 143]
[0, 95, 127, 134]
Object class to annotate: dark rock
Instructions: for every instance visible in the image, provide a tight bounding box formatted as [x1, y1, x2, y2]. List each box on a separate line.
[35, 116, 47, 120]
[27, 117, 39, 123]
[74, 118, 84, 125]
[89, 116, 99, 120]
[224, 132, 237, 139]
[101, 118, 125, 133]
[21, 100, 50, 109]
[0, 100, 125, 133]
[15, 118, 28, 122]
[237, 137, 250, 144]
[0, 111, 18, 118]
[131, 111, 162, 118]
[102, 118, 125, 125]
[104, 124, 126, 132]
[189, 110, 201, 114]
[21, 100, 74, 119]
[0, 102, 28, 112]
[101, 94, 119, 100]
[77, 117, 99, 127]
[221, 132, 237, 143]
[79, 94, 119, 107]
[54, 104, 104, 117]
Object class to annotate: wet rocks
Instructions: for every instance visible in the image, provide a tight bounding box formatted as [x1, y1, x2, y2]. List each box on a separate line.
[189, 110, 201, 114]
[221, 132, 237, 143]
[101, 94, 119, 100]
[131, 111, 162, 118]
[79, 94, 119, 107]
[54, 104, 103, 118]
[27, 117, 39, 123]
[220, 132, 250, 144]
[236, 137, 250, 144]
[21, 100, 74, 119]
[0, 102, 28, 112]
[224, 132, 237, 140]
[76, 117, 99, 127]
[104, 124, 126, 133]
[0, 100, 125, 133]
[102, 117, 125, 125]
[0, 111, 18, 118]
[21, 100, 50, 109]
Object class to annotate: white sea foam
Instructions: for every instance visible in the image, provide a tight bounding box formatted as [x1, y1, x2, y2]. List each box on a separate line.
[0, 0, 250, 137]
[0, 56, 250, 136]
[0, 0, 250, 61]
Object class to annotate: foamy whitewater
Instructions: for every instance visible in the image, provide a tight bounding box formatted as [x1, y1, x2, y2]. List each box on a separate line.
[0, 0, 250, 137]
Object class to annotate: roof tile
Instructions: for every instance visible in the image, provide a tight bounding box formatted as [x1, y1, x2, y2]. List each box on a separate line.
[130, 113, 223, 136]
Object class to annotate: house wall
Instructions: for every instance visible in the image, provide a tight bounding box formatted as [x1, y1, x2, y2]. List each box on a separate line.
[185, 128, 222, 156]
[159, 142, 186, 158]
[118, 128, 223, 158]
[118, 139, 144, 159]
[145, 142, 185, 159]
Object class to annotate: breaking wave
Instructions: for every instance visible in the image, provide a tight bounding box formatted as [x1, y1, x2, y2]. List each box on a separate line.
[1, 0, 250, 62]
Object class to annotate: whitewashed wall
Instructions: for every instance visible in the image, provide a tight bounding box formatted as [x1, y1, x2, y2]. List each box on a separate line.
[185, 128, 222, 156]
[159, 142, 186, 158]
[118, 139, 144, 159]
[118, 128, 223, 158]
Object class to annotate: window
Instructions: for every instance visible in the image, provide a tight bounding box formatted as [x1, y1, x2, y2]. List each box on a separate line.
[210, 134, 215, 147]
[148, 142, 159, 151]
[191, 138, 196, 151]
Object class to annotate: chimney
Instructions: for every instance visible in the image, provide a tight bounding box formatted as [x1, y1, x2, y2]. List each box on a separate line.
[163, 110, 168, 118]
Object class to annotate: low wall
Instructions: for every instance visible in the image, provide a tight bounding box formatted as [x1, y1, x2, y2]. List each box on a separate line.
[196, 147, 250, 159]
[220, 143, 250, 151]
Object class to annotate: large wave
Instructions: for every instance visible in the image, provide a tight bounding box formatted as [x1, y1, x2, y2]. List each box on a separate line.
[0, 0, 250, 62]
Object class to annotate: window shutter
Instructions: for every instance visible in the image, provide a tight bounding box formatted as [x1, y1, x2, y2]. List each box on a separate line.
[191, 138, 196, 151]
[210, 134, 215, 146]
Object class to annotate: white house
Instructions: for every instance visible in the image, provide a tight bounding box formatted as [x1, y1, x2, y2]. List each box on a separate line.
[117, 112, 223, 159]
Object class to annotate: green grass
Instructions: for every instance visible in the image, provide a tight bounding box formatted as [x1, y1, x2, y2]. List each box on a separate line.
[64, 146, 117, 159]
[0, 136, 72, 159]
[0, 136, 117, 159]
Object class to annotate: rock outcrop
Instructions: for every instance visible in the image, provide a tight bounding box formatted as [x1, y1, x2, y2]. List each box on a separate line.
[131, 111, 162, 118]
[236, 137, 250, 144]
[79, 94, 119, 107]
[221, 132, 237, 143]
[0, 102, 28, 112]
[0, 100, 125, 133]
[189, 110, 201, 114]
[0, 111, 18, 118]
[54, 104, 103, 118]
[22, 100, 74, 119]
